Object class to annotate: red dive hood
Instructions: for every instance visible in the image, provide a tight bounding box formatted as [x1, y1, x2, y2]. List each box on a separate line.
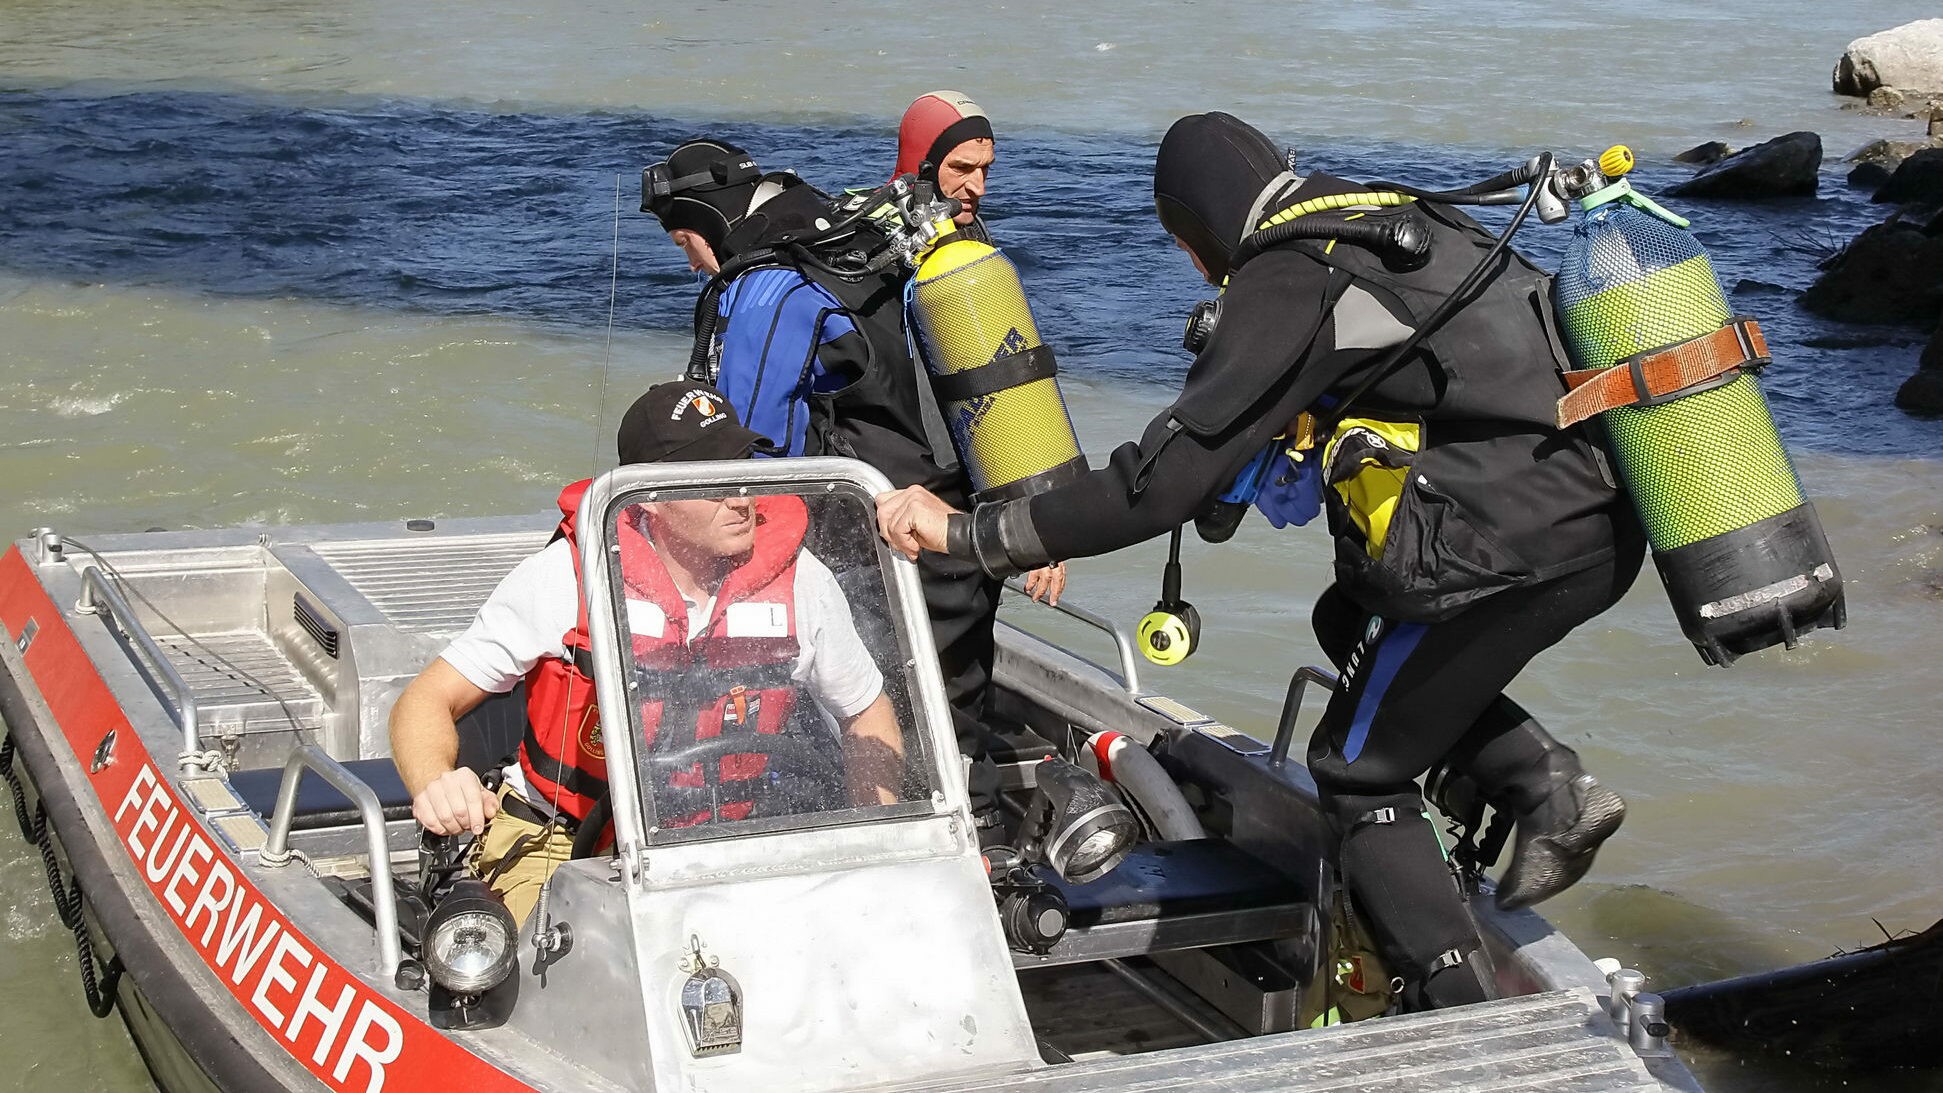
[893, 90, 993, 181]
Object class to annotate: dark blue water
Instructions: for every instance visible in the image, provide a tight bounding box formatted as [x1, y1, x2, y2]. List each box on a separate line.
[2, 86, 1936, 455]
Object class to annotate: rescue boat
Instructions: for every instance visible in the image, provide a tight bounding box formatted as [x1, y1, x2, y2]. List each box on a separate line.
[0, 457, 1702, 1092]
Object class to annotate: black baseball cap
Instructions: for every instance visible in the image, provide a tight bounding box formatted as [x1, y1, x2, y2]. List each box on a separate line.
[617, 382, 766, 465]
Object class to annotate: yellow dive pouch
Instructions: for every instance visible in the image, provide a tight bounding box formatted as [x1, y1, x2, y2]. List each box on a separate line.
[1320, 417, 1423, 560]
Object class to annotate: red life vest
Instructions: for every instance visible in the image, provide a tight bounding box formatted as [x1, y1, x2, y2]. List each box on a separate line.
[520, 480, 810, 827]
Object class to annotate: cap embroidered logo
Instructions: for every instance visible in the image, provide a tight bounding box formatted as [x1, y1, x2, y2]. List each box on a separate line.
[673, 389, 725, 424]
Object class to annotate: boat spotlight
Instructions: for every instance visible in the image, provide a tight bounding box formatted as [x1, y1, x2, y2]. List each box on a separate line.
[423, 878, 519, 997]
[1018, 758, 1139, 884]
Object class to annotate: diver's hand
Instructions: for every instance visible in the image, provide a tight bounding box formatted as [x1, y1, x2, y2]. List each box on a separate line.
[875, 486, 958, 560]
[412, 767, 498, 836]
[1022, 562, 1066, 606]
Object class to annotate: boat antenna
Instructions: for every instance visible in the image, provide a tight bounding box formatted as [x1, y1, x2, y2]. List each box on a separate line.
[532, 177, 626, 958]
[593, 173, 623, 476]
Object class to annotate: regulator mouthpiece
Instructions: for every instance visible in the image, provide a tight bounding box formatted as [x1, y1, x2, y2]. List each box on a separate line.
[1138, 603, 1200, 665]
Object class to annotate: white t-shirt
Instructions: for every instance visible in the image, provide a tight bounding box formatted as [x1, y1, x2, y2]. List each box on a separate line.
[441, 537, 885, 722]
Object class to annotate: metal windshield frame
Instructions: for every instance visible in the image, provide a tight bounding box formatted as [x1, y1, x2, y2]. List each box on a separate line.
[573, 457, 960, 864]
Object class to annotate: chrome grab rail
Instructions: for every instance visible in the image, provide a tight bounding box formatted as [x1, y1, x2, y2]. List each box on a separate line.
[1001, 577, 1142, 694]
[74, 565, 204, 767]
[1270, 665, 1340, 768]
[259, 745, 401, 977]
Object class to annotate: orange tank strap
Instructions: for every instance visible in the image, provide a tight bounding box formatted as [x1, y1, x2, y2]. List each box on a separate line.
[1555, 316, 1771, 429]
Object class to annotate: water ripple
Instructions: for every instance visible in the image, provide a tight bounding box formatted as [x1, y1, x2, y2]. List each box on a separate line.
[1, 86, 1938, 455]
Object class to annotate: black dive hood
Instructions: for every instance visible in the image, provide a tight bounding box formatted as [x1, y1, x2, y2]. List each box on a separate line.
[1153, 112, 1289, 284]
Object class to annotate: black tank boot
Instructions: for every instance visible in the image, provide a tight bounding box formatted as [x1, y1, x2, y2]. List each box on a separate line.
[1445, 704, 1627, 911]
[1328, 791, 1498, 1012]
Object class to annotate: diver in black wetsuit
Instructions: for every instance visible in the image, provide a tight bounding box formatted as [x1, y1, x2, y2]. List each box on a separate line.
[877, 111, 1646, 1011]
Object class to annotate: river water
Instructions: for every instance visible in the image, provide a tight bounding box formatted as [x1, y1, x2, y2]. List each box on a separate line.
[2, 2, 1940, 1089]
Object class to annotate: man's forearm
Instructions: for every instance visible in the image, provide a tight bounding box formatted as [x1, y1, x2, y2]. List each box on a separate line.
[389, 681, 463, 797]
[839, 694, 905, 806]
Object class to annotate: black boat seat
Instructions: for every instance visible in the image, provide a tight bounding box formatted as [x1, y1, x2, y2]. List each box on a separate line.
[228, 688, 530, 832]
[1047, 839, 1309, 928]
[229, 759, 415, 832]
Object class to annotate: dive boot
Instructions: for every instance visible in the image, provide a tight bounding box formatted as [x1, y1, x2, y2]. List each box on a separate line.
[1494, 772, 1627, 910]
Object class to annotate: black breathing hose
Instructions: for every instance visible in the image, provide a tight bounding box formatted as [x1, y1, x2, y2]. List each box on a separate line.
[1232, 216, 1433, 274]
[1315, 152, 1555, 434]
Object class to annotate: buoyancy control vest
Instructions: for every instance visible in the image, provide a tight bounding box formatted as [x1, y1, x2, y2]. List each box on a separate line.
[699, 186, 965, 501]
[801, 244, 966, 498]
[1174, 173, 1625, 621]
[520, 481, 808, 827]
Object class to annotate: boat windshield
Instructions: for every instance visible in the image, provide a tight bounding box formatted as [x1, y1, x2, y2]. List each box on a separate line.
[604, 479, 940, 843]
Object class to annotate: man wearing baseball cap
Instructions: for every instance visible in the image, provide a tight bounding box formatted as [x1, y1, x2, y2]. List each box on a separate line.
[391, 382, 904, 922]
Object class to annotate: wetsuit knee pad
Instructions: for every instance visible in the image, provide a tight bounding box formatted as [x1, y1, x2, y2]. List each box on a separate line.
[1328, 792, 1495, 1008]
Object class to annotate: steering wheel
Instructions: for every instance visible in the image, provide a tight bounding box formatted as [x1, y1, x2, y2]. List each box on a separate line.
[569, 730, 844, 859]
[647, 730, 844, 817]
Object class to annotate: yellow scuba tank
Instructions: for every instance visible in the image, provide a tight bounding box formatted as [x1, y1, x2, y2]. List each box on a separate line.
[906, 220, 1087, 501]
[1553, 148, 1844, 665]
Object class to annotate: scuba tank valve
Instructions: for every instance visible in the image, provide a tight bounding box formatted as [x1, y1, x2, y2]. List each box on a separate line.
[1137, 526, 1201, 666]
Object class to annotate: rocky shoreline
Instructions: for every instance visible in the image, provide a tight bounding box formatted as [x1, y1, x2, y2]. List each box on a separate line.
[1652, 21, 1943, 415]
[1823, 20, 1943, 414]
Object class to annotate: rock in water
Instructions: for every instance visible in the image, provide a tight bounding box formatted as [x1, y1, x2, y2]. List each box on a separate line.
[1674, 141, 1733, 166]
[1897, 324, 1943, 414]
[1847, 140, 1937, 193]
[1850, 162, 1895, 190]
[1801, 223, 1943, 325]
[1669, 132, 1822, 198]
[1834, 20, 1943, 97]
[1873, 147, 1943, 206]
[1847, 139, 1935, 170]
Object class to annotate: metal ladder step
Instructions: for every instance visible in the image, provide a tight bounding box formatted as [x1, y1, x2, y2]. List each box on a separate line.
[157, 629, 323, 735]
[914, 988, 1661, 1092]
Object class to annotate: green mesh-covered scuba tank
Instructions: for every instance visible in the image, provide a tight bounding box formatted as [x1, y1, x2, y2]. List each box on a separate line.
[1553, 155, 1844, 665]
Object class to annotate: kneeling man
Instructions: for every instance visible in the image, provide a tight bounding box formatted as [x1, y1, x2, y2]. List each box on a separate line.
[391, 382, 902, 922]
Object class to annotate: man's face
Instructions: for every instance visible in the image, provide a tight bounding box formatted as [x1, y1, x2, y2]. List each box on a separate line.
[935, 138, 994, 225]
[1175, 235, 1214, 285]
[646, 495, 756, 560]
[669, 229, 721, 275]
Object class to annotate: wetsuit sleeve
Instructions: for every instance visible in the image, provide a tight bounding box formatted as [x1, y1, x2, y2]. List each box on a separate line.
[716, 269, 856, 456]
[1006, 249, 1338, 566]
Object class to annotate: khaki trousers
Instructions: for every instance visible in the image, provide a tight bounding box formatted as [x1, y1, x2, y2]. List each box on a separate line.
[470, 786, 575, 926]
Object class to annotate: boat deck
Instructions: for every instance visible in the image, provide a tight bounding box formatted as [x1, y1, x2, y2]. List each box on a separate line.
[924, 988, 1660, 1092]
[2, 514, 1701, 1092]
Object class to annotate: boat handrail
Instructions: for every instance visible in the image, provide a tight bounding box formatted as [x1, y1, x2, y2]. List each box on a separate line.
[258, 745, 401, 978]
[1001, 577, 1142, 694]
[1270, 665, 1340, 768]
[74, 565, 205, 770]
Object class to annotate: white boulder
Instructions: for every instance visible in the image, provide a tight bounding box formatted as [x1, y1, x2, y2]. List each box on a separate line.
[1835, 20, 1943, 97]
